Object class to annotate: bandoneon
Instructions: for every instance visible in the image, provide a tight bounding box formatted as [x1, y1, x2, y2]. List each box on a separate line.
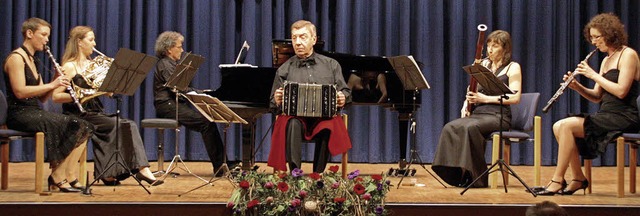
[283, 82, 338, 118]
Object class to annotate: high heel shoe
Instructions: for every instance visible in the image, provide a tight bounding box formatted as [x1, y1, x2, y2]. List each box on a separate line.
[48, 176, 81, 193]
[101, 178, 121, 186]
[561, 179, 589, 195]
[534, 179, 567, 196]
[69, 179, 86, 190]
[136, 172, 164, 186]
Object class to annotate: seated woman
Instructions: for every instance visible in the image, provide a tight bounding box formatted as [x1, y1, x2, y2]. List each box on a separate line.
[3, 18, 93, 192]
[535, 13, 640, 196]
[52, 26, 163, 186]
[431, 30, 522, 188]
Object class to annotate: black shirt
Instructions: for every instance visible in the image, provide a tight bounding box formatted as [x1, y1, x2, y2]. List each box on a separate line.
[269, 52, 351, 110]
[153, 57, 197, 104]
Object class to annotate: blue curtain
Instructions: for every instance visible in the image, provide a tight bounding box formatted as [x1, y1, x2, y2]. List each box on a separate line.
[2, 0, 639, 167]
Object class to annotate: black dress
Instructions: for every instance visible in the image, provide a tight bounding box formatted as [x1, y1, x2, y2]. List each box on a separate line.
[431, 63, 513, 188]
[3, 52, 93, 168]
[578, 50, 640, 159]
[63, 73, 150, 180]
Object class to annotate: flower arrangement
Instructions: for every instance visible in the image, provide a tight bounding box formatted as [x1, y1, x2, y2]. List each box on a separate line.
[227, 165, 391, 216]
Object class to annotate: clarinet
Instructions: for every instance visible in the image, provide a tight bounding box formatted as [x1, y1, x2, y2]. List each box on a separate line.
[542, 49, 598, 113]
[44, 45, 86, 113]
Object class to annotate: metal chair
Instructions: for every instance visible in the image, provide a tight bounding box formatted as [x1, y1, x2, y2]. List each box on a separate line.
[489, 92, 542, 188]
[140, 118, 179, 176]
[583, 95, 640, 198]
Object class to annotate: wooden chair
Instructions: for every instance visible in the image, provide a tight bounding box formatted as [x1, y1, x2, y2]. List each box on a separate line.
[489, 93, 542, 188]
[583, 95, 640, 198]
[0, 91, 45, 194]
[0, 91, 87, 194]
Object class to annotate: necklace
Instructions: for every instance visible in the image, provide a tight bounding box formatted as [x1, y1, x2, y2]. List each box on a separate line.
[19, 45, 35, 61]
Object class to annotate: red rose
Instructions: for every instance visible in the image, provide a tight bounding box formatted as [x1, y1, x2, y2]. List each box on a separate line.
[278, 182, 289, 192]
[247, 199, 260, 208]
[353, 183, 365, 195]
[333, 197, 346, 203]
[371, 174, 382, 181]
[356, 177, 363, 182]
[329, 165, 340, 173]
[239, 180, 250, 189]
[309, 172, 321, 180]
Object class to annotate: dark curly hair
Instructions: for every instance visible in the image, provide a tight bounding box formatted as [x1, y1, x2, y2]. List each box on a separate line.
[583, 13, 628, 49]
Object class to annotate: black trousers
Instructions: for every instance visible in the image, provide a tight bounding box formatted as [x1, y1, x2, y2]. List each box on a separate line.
[285, 118, 331, 173]
[155, 101, 224, 170]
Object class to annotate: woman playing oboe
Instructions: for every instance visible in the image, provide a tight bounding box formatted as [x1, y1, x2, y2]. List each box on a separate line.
[535, 13, 640, 196]
[3, 18, 93, 192]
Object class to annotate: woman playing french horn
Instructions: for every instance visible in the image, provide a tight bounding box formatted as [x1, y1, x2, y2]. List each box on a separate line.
[534, 13, 640, 196]
[52, 26, 163, 186]
[431, 30, 522, 188]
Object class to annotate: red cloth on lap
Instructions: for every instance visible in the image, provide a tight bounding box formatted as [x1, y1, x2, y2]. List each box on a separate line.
[267, 115, 352, 171]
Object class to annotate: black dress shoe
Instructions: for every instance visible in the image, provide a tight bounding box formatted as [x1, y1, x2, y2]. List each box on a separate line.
[48, 176, 82, 193]
[69, 179, 86, 190]
[534, 179, 567, 196]
[136, 172, 164, 186]
[101, 178, 121, 186]
[561, 179, 589, 195]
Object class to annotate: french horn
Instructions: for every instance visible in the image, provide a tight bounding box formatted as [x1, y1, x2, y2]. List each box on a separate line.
[74, 48, 113, 103]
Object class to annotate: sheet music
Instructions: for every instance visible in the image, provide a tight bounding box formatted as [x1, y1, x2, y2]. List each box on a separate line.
[183, 92, 248, 124]
[219, 63, 256, 68]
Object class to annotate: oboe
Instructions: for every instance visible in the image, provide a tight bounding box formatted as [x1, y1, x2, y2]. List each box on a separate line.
[542, 49, 598, 113]
[44, 45, 86, 113]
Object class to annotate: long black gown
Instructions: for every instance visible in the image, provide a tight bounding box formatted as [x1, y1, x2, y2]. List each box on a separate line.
[431, 64, 513, 188]
[3, 52, 93, 168]
[63, 72, 150, 180]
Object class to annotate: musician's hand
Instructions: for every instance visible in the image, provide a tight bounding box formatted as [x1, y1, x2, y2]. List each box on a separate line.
[460, 100, 470, 118]
[575, 60, 597, 79]
[337, 92, 346, 107]
[53, 76, 70, 88]
[564, 71, 580, 90]
[466, 91, 487, 104]
[274, 87, 284, 106]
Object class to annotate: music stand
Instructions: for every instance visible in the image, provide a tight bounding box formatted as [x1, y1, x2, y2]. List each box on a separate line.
[459, 63, 536, 197]
[157, 52, 210, 183]
[179, 93, 247, 196]
[84, 48, 158, 195]
[386, 56, 446, 189]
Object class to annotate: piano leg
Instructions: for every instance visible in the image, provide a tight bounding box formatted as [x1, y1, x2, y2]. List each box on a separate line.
[399, 119, 409, 163]
[241, 122, 256, 170]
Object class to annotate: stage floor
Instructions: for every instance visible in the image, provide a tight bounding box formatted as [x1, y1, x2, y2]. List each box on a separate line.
[1, 161, 638, 206]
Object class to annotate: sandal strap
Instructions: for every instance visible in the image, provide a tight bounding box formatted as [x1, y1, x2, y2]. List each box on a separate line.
[56, 179, 68, 187]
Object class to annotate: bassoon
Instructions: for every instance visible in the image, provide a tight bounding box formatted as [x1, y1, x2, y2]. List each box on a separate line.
[467, 24, 488, 113]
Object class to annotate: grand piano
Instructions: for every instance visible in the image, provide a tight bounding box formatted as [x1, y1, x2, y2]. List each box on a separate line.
[209, 40, 421, 170]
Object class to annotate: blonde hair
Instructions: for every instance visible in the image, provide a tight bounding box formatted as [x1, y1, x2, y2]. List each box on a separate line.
[62, 26, 93, 64]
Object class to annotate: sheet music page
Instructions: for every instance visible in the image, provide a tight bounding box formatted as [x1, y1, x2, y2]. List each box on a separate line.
[407, 56, 431, 89]
[219, 63, 256, 68]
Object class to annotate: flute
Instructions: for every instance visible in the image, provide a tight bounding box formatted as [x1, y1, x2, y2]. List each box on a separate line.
[542, 49, 598, 113]
[44, 45, 86, 113]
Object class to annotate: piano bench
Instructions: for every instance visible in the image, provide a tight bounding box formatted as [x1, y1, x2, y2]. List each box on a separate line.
[141, 118, 179, 175]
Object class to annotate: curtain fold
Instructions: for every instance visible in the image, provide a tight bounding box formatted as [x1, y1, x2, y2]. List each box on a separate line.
[2, 0, 639, 167]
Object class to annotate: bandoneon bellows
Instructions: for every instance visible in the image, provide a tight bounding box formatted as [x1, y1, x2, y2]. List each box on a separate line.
[283, 82, 338, 118]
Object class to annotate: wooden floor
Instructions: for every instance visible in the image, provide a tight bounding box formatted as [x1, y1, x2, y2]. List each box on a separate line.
[1, 161, 639, 214]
